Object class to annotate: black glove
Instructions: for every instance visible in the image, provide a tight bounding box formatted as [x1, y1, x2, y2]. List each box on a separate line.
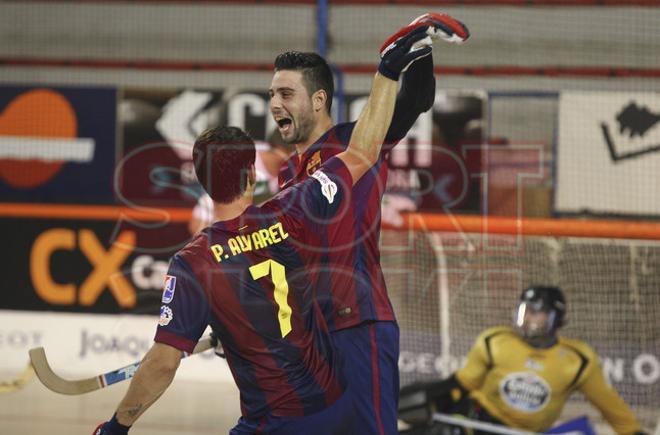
[399, 375, 468, 427]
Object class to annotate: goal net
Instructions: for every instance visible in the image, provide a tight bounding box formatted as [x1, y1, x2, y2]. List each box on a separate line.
[382, 216, 659, 429]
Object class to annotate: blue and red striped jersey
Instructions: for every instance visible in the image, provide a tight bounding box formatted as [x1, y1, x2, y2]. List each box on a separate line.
[278, 122, 397, 331]
[155, 157, 353, 419]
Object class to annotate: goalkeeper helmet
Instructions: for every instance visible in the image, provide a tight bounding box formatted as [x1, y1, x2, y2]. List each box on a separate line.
[514, 286, 566, 344]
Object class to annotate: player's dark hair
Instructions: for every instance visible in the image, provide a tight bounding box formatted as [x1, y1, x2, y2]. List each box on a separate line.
[193, 126, 256, 204]
[274, 51, 334, 113]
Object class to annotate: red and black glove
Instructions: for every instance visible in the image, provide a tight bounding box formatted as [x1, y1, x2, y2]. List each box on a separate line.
[409, 12, 470, 44]
[378, 12, 470, 81]
[92, 414, 130, 435]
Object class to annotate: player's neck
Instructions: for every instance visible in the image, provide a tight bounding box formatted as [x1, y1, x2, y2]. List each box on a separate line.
[295, 115, 334, 156]
[526, 335, 558, 349]
[213, 195, 253, 222]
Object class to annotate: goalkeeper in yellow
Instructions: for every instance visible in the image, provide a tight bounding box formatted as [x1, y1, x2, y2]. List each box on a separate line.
[399, 286, 647, 435]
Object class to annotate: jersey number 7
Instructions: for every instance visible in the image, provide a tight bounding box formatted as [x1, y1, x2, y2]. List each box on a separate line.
[249, 259, 293, 338]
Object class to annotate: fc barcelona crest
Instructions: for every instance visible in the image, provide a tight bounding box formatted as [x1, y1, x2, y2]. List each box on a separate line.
[306, 151, 322, 176]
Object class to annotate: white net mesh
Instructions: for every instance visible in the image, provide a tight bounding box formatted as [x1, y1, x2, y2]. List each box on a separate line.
[382, 227, 660, 429]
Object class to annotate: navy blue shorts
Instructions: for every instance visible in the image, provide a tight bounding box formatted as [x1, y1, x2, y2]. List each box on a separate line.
[229, 388, 356, 434]
[332, 321, 400, 435]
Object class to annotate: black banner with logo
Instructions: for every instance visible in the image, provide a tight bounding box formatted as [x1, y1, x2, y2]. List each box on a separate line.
[118, 87, 485, 213]
[2, 217, 190, 314]
[0, 85, 117, 204]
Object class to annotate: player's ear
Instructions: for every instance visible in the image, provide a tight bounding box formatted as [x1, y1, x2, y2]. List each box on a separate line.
[312, 89, 327, 113]
[247, 164, 257, 188]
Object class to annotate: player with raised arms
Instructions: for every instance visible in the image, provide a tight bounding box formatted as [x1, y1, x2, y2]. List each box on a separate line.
[92, 16, 451, 435]
[270, 12, 469, 435]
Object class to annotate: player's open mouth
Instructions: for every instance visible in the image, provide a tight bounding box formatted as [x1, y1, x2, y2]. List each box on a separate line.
[276, 118, 293, 133]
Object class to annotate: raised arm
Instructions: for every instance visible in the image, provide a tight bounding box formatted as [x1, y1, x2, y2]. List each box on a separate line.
[579, 362, 646, 435]
[337, 25, 432, 185]
[338, 13, 469, 184]
[384, 13, 470, 151]
[340, 73, 399, 180]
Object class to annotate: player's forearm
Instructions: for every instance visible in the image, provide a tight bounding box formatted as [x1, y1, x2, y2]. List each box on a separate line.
[348, 73, 397, 165]
[115, 343, 181, 426]
[581, 370, 644, 435]
[594, 394, 644, 435]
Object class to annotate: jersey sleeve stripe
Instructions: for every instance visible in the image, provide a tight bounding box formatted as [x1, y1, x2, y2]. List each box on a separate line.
[562, 343, 590, 390]
[483, 330, 511, 368]
[154, 329, 197, 354]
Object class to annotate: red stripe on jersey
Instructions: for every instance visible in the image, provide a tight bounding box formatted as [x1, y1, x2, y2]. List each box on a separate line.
[370, 324, 385, 435]
[278, 123, 396, 331]
[305, 302, 345, 401]
[154, 329, 197, 354]
[256, 418, 267, 434]
[194, 252, 304, 416]
[172, 177, 347, 418]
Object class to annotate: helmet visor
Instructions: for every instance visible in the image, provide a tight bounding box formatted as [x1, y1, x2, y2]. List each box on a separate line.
[514, 300, 557, 339]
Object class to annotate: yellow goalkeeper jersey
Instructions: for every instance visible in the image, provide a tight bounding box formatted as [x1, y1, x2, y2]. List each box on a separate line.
[455, 326, 643, 434]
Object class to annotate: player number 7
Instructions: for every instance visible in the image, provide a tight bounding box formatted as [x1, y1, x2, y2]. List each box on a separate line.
[249, 259, 293, 338]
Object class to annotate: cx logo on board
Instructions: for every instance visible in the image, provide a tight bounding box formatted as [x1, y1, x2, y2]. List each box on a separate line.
[30, 228, 137, 307]
[0, 89, 95, 188]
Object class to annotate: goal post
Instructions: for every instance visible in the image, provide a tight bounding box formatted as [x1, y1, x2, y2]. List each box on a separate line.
[381, 213, 660, 429]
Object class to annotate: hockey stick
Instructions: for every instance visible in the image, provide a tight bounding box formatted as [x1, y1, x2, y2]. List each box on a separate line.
[0, 363, 35, 394]
[432, 413, 540, 435]
[29, 337, 214, 395]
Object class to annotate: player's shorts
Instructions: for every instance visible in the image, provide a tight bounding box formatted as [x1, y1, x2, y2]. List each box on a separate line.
[331, 320, 400, 435]
[229, 388, 357, 434]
